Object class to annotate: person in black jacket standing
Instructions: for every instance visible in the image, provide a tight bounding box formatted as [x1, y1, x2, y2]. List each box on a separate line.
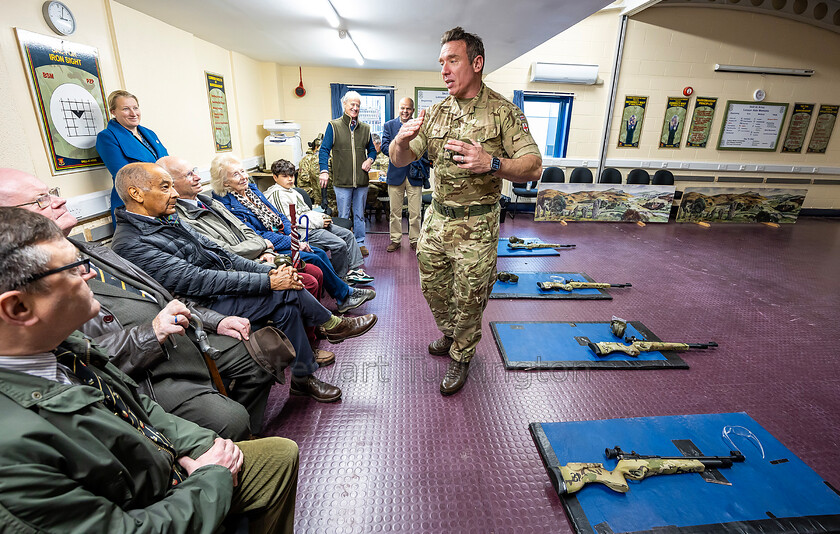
[110, 163, 377, 403]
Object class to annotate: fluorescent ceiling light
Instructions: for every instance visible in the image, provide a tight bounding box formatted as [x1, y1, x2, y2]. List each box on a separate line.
[714, 64, 814, 77]
[339, 29, 364, 65]
[324, 0, 340, 28]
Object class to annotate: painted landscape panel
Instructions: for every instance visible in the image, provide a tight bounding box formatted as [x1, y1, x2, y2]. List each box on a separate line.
[535, 184, 675, 223]
[676, 187, 807, 223]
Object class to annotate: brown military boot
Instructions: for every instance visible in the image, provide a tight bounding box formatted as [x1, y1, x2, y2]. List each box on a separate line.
[428, 335, 454, 356]
[440, 360, 469, 396]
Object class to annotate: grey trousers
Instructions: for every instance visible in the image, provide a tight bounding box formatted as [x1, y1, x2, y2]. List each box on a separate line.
[308, 224, 363, 277]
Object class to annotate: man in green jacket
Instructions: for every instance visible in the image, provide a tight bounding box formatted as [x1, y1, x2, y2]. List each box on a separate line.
[0, 207, 298, 533]
[318, 90, 378, 256]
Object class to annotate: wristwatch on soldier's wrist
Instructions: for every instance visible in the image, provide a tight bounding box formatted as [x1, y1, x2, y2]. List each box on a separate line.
[490, 157, 501, 174]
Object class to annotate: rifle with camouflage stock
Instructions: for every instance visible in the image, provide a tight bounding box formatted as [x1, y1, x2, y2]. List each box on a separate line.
[506, 236, 575, 250]
[537, 279, 631, 292]
[557, 446, 745, 494]
[587, 336, 718, 357]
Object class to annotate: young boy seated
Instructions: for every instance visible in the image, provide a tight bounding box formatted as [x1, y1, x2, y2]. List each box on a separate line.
[265, 159, 373, 285]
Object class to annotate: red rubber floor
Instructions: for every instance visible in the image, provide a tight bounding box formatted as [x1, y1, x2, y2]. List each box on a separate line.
[261, 214, 840, 533]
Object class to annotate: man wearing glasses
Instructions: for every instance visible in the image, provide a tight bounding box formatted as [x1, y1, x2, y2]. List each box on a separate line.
[0, 207, 299, 532]
[0, 168, 274, 440]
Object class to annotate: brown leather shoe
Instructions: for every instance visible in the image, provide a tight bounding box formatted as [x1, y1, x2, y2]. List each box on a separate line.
[440, 360, 470, 396]
[428, 335, 454, 356]
[321, 314, 377, 343]
[386, 241, 401, 253]
[313, 348, 335, 367]
[360, 246, 369, 257]
[290, 375, 342, 402]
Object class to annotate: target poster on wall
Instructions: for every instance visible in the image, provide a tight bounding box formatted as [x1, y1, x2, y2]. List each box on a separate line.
[16, 29, 108, 174]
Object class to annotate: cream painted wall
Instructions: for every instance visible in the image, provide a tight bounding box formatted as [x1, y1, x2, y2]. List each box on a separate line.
[610, 7, 840, 166]
[486, 10, 620, 159]
[0, 0, 121, 196]
[230, 51, 268, 159]
[608, 7, 840, 208]
[110, 2, 249, 166]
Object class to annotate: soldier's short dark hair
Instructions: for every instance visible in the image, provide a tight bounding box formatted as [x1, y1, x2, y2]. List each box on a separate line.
[271, 159, 296, 177]
[441, 27, 485, 72]
[0, 207, 64, 293]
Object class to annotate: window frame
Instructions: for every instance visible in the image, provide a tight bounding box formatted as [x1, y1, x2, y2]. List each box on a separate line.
[522, 92, 574, 159]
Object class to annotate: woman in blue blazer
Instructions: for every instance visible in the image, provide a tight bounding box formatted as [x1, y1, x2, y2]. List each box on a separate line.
[96, 90, 168, 222]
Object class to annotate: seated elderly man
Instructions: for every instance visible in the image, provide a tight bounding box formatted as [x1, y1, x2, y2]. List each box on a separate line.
[210, 154, 374, 314]
[111, 162, 376, 402]
[264, 158, 373, 284]
[0, 207, 298, 533]
[0, 168, 271, 440]
[160, 155, 334, 367]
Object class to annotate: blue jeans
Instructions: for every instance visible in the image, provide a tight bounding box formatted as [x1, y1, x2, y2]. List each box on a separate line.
[335, 186, 368, 246]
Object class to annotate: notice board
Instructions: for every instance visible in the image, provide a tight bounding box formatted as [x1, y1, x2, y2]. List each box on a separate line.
[717, 100, 788, 151]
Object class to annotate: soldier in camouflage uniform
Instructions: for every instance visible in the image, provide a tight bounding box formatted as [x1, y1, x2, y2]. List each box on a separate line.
[367, 134, 389, 222]
[297, 135, 337, 215]
[390, 27, 542, 395]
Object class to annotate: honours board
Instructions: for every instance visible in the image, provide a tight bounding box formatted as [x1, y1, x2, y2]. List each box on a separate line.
[717, 101, 788, 151]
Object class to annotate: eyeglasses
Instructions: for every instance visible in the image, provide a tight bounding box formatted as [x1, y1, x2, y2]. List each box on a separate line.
[13, 187, 60, 209]
[185, 167, 199, 179]
[230, 169, 248, 178]
[24, 258, 91, 285]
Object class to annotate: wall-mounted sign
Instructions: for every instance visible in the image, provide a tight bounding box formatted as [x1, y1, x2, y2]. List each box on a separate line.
[16, 29, 108, 174]
[717, 100, 788, 151]
[205, 71, 232, 152]
[781, 103, 814, 153]
[685, 97, 717, 148]
[414, 87, 449, 116]
[617, 95, 648, 148]
[659, 97, 689, 148]
[806, 104, 838, 154]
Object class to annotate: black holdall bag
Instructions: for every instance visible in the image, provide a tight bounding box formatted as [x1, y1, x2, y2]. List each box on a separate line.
[241, 326, 296, 384]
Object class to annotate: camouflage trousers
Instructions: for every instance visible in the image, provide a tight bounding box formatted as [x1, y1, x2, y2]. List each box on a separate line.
[417, 203, 499, 363]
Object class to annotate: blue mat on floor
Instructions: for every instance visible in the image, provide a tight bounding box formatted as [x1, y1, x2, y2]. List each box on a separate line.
[491, 272, 613, 299]
[530, 412, 840, 534]
[490, 321, 688, 370]
[497, 237, 562, 256]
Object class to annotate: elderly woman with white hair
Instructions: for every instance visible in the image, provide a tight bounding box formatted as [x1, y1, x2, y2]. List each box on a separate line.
[318, 91, 378, 257]
[211, 154, 375, 314]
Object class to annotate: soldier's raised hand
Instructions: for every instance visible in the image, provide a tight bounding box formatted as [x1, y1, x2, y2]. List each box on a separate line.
[396, 109, 426, 143]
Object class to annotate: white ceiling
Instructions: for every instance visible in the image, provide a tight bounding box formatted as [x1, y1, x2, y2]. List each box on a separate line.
[114, 0, 618, 72]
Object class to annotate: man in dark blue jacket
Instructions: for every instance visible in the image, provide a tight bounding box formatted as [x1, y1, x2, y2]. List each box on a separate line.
[111, 163, 378, 402]
[382, 97, 431, 252]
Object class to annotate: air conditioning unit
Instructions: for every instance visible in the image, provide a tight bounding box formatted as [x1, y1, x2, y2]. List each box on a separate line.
[529, 62, 599, 85]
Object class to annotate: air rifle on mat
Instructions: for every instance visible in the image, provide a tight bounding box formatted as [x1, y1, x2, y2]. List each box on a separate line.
[587, 337, 718, 357]
[506, 236, 575, 250]
[557, 446, 745, 494]
[537, 279, 631, 292]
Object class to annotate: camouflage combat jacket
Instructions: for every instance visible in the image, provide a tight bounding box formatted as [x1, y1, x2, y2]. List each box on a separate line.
[372, 152, 390, 172]
[409, 83, 540, 206]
